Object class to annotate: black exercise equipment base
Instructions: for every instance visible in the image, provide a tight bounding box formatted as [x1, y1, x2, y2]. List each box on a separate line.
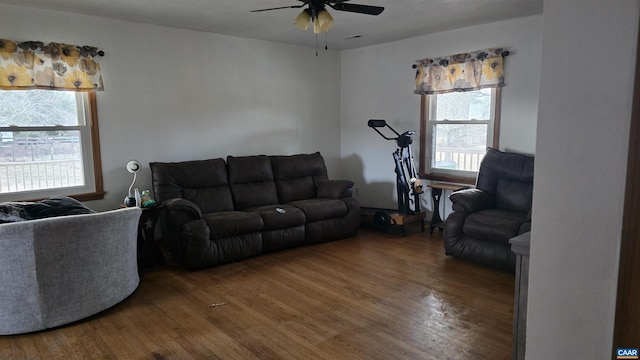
[360, 207, 425, 237]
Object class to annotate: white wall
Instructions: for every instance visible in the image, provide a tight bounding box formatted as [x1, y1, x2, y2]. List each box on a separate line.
[4, 1, 638, 356]
[0, 5, 342, 211]
[340, 15, 542, 211]
[528, 1, 639, 358]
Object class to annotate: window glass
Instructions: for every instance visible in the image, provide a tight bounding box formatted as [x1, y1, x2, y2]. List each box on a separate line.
[434, 88, 492, 121]
[0, 90, 100, 201]
[420, 88, 499, 181]
[0, 90, 80, 126]
[433, 123, 487, 172]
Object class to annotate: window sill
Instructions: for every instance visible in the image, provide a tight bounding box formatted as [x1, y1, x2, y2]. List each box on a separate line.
[420, 173, 476, 185]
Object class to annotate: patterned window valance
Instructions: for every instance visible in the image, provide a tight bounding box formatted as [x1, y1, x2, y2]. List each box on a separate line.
[413, 48, 507, 95]
[0, 39, 105, 91]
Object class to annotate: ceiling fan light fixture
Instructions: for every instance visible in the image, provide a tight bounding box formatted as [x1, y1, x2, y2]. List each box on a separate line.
[294, 9, 312, 30]
[314, 9, 334, 34]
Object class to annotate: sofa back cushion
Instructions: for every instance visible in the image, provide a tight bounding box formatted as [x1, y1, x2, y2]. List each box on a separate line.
[227, 155, 279, 210]
[476, 148, 534, 213]
[150, 159, 234, 213]
[270, 152, 329, 203]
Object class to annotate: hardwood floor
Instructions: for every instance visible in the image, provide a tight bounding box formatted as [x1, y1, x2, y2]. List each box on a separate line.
[0, 226, 515, 359]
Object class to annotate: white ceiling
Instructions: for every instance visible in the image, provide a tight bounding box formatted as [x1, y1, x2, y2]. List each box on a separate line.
[0, 0, 543, 50]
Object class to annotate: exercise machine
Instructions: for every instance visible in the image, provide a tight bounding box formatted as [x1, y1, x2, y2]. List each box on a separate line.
[367, 119, 425, 233]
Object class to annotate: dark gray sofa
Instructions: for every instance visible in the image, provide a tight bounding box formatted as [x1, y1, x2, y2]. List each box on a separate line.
[150, 152, 360, 270]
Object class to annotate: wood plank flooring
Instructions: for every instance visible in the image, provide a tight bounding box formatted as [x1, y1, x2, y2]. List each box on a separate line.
[0, 226, 515, 360]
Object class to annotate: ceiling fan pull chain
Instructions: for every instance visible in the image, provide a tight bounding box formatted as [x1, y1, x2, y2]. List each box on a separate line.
[325, 32, 328, 51]
[316, 32, 319, 56]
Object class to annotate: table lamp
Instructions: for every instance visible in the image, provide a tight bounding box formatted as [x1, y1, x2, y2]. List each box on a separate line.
[124, 160, 141, 207]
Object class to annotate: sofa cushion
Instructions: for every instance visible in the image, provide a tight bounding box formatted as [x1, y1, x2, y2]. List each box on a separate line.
[275, 176, 316, 204]
[262, 225, 306, 253]
[462, 209, 528, 244]
[270, 152, 330, 203]
[202, 211, 264, 240]
[317, 180, 354, 199]
[227, 155, 279, 210]
[245, 204, 306, 231]
[151, 159, 234, 213]
[289, 198, 347, 222]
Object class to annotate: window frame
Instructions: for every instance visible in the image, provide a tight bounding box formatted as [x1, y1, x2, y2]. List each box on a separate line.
[0, 91, 104, 202]
[419, 87, 501, 184]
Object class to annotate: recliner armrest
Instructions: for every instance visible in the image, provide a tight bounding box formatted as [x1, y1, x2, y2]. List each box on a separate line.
[157, 198, 203, 262]
[317, 180, 355, 199]
[449, 188, 495, 213]
[160, 198, 202, 219]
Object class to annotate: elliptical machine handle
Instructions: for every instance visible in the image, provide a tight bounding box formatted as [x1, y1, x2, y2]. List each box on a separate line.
[368, 119, 401, 140]
[367, 119, 387, 128]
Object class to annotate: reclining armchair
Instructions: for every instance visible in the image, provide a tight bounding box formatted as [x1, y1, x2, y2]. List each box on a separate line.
[443, 148, 534, 272]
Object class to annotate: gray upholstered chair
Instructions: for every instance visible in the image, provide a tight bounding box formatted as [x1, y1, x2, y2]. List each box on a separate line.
[0, 207, 141, 335]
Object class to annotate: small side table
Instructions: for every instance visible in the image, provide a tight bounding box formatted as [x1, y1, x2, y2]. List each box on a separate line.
[427, 182, 466, 234]
[136, 205, 166, 270]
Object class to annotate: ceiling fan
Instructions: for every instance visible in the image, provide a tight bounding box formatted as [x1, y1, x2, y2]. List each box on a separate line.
[251, 0, 385, 34]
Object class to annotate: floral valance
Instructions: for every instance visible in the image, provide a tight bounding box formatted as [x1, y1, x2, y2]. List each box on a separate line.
[0, 39, 104, 91]
[413, 48, 506, 95]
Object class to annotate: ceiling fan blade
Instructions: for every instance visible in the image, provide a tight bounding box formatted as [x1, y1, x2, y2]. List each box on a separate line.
[250, 5, 305, 12]
[329, 2, 384, 15]
[330, 3, 384, 15]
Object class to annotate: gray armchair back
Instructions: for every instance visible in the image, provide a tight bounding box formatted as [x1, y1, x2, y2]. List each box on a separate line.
[0, 207, 141, 335]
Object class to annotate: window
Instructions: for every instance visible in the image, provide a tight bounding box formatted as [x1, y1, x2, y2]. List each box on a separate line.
[0, 90, 104, 202]
[419, 88, 500, 183]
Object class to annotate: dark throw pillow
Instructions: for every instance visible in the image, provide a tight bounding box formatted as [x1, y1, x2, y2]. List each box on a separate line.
[22, 196, 95, 220]
[0, 203, 28, 223]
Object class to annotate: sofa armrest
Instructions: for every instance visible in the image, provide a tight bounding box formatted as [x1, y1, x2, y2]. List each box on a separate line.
[449, 188, 495, 213]
[317, 180, 355, 199]
[157, 198, 202, 260]
[160, 198, 202, 219]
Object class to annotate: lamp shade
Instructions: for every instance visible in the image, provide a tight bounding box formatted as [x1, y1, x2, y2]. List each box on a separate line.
[294, 9, 311, 30]
[314, 10, 334, 34]
[126, 160, 141, 174]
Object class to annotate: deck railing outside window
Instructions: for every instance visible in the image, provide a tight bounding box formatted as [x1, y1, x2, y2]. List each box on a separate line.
[434, 147, 485, 172]
[0, 136, 84, 194]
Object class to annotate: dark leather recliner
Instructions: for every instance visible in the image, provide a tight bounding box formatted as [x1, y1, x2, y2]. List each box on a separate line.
[443, 148, 534, 272]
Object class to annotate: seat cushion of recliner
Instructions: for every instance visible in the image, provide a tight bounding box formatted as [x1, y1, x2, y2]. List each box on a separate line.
[202, 211, 264, 239]
[288, 198, 347, 222]
[244, 205, 306, 231]
[462, 209, 528, 244]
